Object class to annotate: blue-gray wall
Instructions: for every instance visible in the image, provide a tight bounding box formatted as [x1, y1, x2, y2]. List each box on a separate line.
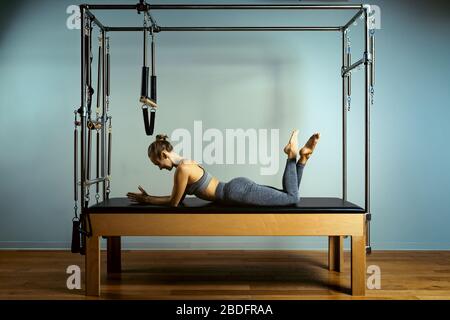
[1, 0, 449, 250]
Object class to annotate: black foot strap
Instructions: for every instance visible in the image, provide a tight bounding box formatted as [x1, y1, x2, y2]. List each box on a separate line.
[71, 219, 81, 254]
[142, 107, 156, 136]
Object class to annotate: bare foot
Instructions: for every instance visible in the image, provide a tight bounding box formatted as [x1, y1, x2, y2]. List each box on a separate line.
[283, 130, 299, 159]
[299, 133, 320, 165]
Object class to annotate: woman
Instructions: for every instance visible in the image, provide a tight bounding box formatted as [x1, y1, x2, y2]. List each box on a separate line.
[127, 130, 320, 207]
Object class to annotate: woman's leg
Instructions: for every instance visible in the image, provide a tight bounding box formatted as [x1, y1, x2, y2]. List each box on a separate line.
[222, 151, 302, 206]
[282, 159, 305, 192]
[219, 132, 319, 207]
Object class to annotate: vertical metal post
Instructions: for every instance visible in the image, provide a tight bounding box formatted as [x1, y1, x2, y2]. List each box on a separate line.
[342, 30, 348, 202]
[364, 7, 372, 253]
[80, 7, 87, 210]
[95, 40, 102, 198]
[101, 31, 107, 201]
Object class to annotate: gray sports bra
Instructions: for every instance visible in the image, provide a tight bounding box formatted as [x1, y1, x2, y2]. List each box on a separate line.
[183, 162, 213, 196]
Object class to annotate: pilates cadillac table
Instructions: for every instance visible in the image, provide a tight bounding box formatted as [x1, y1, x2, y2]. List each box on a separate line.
[84, 197, 367, 296]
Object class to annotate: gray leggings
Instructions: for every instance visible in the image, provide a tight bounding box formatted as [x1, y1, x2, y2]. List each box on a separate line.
[215, 158, 304, 206]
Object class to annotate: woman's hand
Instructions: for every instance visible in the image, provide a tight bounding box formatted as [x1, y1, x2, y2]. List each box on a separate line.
[127, 185, 150, 204]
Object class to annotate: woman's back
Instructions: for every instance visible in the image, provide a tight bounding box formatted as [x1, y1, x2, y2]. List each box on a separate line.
[179, 160, 220, 201]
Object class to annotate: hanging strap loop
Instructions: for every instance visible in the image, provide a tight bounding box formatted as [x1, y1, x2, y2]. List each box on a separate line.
[139, 11, 159, 136]
[141, 104, 156, 136]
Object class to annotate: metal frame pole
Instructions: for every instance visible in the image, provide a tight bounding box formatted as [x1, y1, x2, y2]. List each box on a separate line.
[149, 4, 363, 10]
[343, 9, 364, 31]
[101, 30, 107, 201]
[342, 30, 348, 202]
[106, 37, 111, 200]
[85, 4, 363, 10]
[80, 7, 87, 210]
[105, 26, 342, 32]
[86, 24, 92, 188]
[364, 7, 372, 253]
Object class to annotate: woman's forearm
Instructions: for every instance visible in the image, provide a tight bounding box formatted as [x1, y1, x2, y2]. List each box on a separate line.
[146, 195, 171, 205]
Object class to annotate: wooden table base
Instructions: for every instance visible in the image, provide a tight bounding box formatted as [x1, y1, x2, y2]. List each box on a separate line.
[85, 213, 366, 296]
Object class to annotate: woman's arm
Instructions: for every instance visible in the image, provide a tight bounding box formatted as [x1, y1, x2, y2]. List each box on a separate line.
[145, 195, 171, 205]
[168, 165, 189, 207]
[127, 166, 189, 207]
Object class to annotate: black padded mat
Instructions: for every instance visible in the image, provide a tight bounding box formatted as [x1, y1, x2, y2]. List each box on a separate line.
[87, 197, 364, 214]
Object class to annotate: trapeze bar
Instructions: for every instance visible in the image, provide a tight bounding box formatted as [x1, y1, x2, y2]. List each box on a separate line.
[343, 9, 364, 31]
[105, 26, 342, 32]
[79, 177, 110, 187]
[85, 4, 364, 11]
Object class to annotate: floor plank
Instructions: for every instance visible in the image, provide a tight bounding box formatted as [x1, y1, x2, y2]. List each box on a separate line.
[0, 250, 449, 300]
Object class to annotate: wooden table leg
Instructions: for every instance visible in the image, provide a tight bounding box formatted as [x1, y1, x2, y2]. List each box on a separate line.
[107, 236, 122, 274]
[86, 235, 100, 296]
[351, 235, 366, 296]
[328, 236, 344, 272]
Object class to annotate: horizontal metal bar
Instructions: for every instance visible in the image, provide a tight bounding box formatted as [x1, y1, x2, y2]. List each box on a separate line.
[84, 4, 137, 10]
[343, 9, 364, 31]
[161, 26, 341, 32]
[105, 26, 342, 32]
[79, 177, 109, 187]
[105, 27, 151, 32]
[342, 57, 365, 76]
[84, 8, 105, 30]
[149, 4, 364, 10]
[85, 4, 363, 10]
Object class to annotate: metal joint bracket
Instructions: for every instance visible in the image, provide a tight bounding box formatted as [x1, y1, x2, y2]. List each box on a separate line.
[136, 1, 149, 13]
[364, 51, 373, 65]
[363, 4, 372, 14]
[366, 213, 372, 221]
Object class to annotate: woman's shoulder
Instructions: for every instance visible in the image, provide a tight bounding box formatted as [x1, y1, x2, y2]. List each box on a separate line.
[177, 159, 201, 172]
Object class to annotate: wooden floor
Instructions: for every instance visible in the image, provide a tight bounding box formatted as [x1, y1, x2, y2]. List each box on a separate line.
[0, 250, 449, 300]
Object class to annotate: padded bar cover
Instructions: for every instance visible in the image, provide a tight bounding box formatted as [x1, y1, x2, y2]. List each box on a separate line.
[71, 220, 81, 253]
[141, 66, 149, 97]
[150, 75, 157, 101]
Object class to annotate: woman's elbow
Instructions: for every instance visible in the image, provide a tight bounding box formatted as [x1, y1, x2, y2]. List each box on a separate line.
[169, 200, 179, 207]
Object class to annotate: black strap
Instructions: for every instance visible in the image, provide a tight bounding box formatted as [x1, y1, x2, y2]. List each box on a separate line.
[78, 212, 93, 256]
[142, 107, 156, 136]
[71, 219, 81, 254]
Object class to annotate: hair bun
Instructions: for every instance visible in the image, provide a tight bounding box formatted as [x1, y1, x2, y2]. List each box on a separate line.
[156, 134, 168, 141]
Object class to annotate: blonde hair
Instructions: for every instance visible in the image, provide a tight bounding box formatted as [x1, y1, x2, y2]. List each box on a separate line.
[148, 134, 173, 159]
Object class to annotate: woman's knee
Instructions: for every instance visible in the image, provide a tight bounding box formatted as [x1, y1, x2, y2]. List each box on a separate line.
[287, 194, 299, 205]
